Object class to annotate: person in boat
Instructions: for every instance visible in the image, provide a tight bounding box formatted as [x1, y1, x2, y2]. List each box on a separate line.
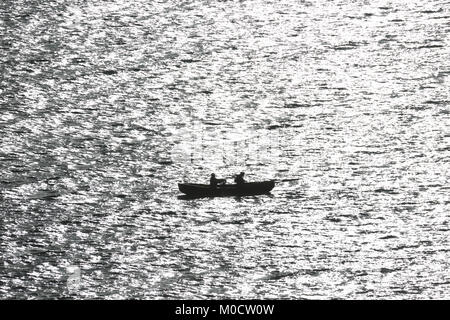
[210, 173, 226, 188]
[234, 172, 246, 185]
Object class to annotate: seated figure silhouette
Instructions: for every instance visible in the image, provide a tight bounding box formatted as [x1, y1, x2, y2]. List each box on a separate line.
[234, 172, 246, 185]
[210, 173, 226, 188]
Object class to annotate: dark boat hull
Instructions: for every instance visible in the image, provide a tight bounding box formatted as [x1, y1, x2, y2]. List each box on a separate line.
[178, 181, 275, 198]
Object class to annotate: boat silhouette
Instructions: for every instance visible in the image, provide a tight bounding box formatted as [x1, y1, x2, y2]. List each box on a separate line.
[178, 180, 275, 198]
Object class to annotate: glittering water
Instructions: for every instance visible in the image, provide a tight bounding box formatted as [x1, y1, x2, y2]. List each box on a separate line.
[1, 0, 449, 299]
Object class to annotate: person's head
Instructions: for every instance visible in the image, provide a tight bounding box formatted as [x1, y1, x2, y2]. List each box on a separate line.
[211, 173, 215, 177]
[240, 172, 245, 176]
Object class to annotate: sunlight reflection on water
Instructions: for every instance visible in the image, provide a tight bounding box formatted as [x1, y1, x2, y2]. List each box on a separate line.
[0, 0, 449, 299]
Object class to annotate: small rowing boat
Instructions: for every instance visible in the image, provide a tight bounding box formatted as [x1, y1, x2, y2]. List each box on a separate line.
[178, 180, 275, 198]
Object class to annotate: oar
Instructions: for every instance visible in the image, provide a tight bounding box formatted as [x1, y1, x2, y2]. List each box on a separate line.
[274, 178, 302, 183]
[215, 176, 302, 183]
[221, 177, 302, 183]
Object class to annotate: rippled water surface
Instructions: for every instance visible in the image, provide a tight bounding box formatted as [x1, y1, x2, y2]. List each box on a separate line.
[1, 0, 449, 299]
